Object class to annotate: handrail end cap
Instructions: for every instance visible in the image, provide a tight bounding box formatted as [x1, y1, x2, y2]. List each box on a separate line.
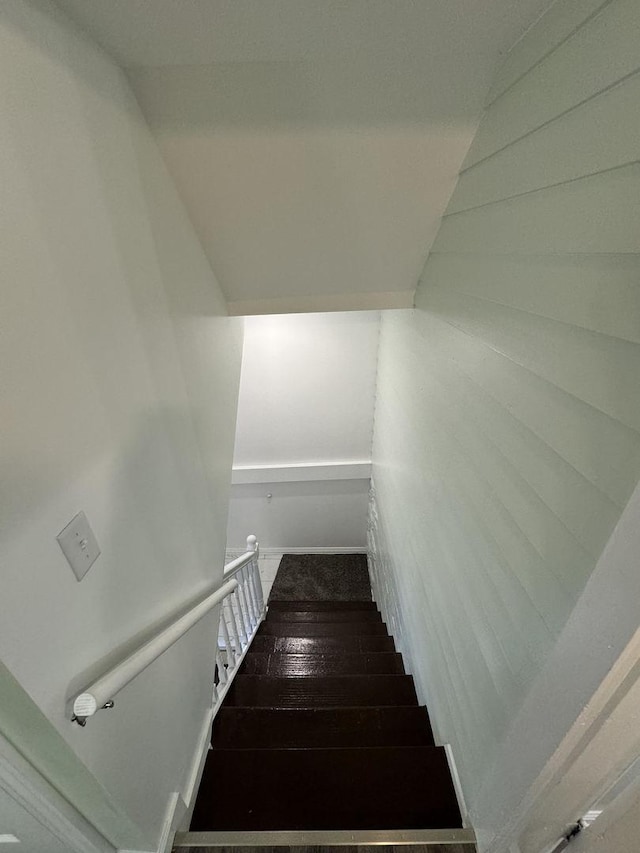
[73, 693, 98, 718]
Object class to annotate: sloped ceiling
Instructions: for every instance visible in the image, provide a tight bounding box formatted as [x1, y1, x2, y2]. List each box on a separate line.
[55, 0, 552, 314]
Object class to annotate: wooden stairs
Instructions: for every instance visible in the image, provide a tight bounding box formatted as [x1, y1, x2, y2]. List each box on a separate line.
[174, 599, 475, 851]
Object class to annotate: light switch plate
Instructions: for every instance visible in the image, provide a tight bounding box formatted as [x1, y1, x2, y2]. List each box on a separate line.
[56, 511, 100, 581]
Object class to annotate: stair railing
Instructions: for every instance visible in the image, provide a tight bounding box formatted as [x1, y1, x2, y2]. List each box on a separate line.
[214, 534, 264, 709]
[70, 534, 264, 726]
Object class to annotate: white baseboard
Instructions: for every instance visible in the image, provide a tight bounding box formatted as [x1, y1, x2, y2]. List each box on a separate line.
[120, 791, 184, 853]
[159, 792, 184, 853]
[227, 547, 366, 559]
[181, 709, 215, 813]
[177, 706, 216, 835]
[120, 706, 216, 853]
[444, 743, 469, 829]
[263, 546, 367, 555]
[0, 728, 115, 853]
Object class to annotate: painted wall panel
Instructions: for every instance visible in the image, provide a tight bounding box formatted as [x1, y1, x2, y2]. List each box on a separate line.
[0, 1, 242, 848]
[420, 254, 640, 345]
[485, 0, 608, 105]
[420, 286, 640, 431]
[437, 163, 640, 255]
[403, 305, 640, 507]
[369, 0, 640, 848]
[452, 72, 640, 213]
[465, 0, 640, 167]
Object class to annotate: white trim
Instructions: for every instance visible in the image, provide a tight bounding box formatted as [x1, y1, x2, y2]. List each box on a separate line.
[157, 794, 184, 853]
[444, 743, 469, 828]
[570, 762, 640, 853]
[120, 792, 184, 853]
[225, 547, 367, 561]
[180, 710, 215, 820]
[261, 546, 366, 555]
[226, 289, 415, 316]
[475, 479, 640, 853]
[0, 730, 114, 853]
[505, 626, 640, 853]
[231, 461, 371, 485]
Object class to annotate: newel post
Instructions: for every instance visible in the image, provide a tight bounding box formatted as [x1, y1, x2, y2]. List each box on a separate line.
[246, 533, 263, 613]
[246, 533, 258, 556]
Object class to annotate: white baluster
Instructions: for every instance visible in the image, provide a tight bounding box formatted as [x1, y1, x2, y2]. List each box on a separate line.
[249, 561, 262, 617]
[252, 559, 264, 613]
[236, 583, 252, 641]
[242, 565, 258, 627]
[219, 604, 235, 670]
[225, 596, 243, 655]
[246, 534, 262, 618]
[216, 650, 228, 685]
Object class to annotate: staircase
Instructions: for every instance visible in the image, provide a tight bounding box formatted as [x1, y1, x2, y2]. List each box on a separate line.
[184, 597, 474, 848]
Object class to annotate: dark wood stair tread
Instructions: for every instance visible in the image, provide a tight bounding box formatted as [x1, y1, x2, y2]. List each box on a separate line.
[240, 652, 404, 676]
[266, 609, 382, 623]
[268, 600, 376, 611]
[223, 674, 418, 707]
[251, 634, 396, 654]
[192, 588, 461, 837]
[190, 745, 461, 830]
[211, 706, 435, 748]
[258, 621, 388, 637]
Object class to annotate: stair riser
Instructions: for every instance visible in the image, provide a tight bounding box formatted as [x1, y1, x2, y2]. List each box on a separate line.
[251, 635, 396, 654]
[266, 610, 382, 623]
[224, 675, 418, 708]
[258, 622, 388, 637]
[212, 706, 436, 749]
[268, 600, 376, 611]
[191, 746, 461, 831]
[240, 652, 404, 676]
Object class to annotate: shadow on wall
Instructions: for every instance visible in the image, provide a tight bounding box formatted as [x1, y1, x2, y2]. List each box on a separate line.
[127, 60, 482, 132]
[227, 478, 371, 550]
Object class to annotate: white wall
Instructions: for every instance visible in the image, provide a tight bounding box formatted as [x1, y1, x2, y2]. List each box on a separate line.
[227, 312, 379, 549]
[233, 312, 379, 467]
[369, 0, 640, 849]
[0, 2, 242, 849]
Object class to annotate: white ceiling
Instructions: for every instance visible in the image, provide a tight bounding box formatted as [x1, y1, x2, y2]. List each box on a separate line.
[56, 0, 552, 314]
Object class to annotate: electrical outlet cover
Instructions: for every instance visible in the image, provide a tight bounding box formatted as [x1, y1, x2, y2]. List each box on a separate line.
[56, 511, 100, 581]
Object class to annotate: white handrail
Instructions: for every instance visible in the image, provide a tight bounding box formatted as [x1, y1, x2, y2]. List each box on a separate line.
[71, 534, 264, 725]
[71, 578, 238, 723]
